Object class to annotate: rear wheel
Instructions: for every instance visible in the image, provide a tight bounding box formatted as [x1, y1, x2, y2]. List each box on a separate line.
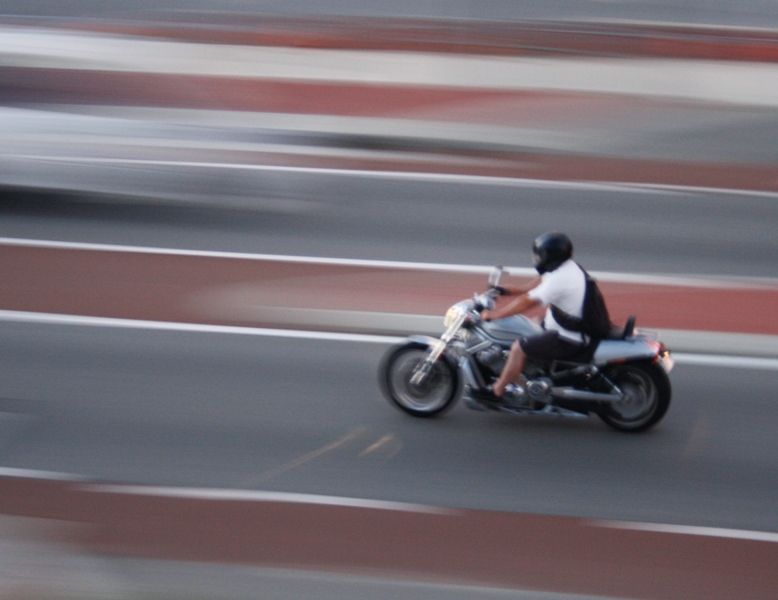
[379, 343, 459, 417]
[597, 361, 671, 432]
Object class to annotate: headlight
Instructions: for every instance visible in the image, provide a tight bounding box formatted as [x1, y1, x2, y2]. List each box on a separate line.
[443, 306, 466, 328]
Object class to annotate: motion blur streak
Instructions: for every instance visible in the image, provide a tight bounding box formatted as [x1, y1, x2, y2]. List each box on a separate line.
[3, 2, 778, 599]
[3, 9, 778, 198]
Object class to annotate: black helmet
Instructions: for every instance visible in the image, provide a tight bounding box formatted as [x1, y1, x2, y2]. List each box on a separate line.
[532, 232, 573, 274]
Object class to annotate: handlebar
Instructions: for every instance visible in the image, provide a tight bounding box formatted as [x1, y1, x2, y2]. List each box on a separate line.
[473, 287, 500, 313]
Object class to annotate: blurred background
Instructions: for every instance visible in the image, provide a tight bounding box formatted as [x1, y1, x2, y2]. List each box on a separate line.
[1, 1, 778, 598]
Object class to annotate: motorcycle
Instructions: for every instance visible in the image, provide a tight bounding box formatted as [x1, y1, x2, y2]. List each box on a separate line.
[379, 266, 673, 432]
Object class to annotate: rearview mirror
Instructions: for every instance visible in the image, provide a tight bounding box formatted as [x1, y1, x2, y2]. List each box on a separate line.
[488, 265, 504, 287]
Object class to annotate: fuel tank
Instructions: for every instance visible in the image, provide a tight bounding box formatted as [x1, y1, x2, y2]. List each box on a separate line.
[478, 315, 541, 343]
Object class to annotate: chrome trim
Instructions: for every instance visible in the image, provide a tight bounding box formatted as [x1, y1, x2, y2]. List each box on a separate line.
[459, 357, 480, 388]
[466, 340, 492, 354]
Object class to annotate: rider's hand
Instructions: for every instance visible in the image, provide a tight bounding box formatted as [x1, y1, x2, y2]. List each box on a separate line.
[481, 309, 492, 322]
[492, 286, 508, 296]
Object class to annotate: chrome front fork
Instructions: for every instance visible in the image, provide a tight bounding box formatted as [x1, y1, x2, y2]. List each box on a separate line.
[410, 315, 466, 386]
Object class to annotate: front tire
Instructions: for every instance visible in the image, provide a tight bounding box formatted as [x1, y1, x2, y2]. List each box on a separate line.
[379, 342, 460, 418]
[597, 361, 671, 432]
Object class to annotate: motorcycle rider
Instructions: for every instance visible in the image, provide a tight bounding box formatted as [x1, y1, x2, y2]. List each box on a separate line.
[480, 232, 586, 399]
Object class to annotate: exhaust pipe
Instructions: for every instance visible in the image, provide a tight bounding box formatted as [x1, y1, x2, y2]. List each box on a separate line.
[551, 388, 623, 403]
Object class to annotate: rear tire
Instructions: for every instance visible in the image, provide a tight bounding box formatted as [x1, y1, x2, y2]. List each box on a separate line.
[597, 361, 671, 432]
[379, 342, 459, 418]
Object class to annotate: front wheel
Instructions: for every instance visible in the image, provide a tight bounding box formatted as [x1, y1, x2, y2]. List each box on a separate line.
[597, 361, 671, 432]
[379, 342, 460, 418]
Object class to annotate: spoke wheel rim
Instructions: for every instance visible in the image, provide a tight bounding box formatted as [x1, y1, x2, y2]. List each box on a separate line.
[607, 365, 658, 427]
[390, 350, 454, 413]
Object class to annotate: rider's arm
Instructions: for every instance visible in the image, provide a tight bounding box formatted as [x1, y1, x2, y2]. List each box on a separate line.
[482, 293, 541, 321]
[496, 277, 541, 297]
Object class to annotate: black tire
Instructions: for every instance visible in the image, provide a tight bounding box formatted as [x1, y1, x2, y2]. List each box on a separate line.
[597, 361, 671, 432]
[378, 342, 460, 418]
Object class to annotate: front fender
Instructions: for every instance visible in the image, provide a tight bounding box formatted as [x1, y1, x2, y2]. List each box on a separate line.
[392, 336, 459, 370]
[405, 335, 444, 348]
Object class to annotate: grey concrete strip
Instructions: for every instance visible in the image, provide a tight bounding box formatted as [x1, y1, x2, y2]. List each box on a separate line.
[94, 558, 626, 600]
[0, 511, 630, 600]
[658, 329, 778, 358]
[4, 27, 778, 107]
[0, 517, 125, 600]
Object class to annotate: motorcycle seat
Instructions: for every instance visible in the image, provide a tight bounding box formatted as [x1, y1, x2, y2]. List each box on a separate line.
[560, 316, 637, 364]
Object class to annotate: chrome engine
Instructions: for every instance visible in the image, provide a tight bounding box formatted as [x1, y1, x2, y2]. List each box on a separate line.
[475, 344, 506, 374]
[526, 377, 553, 404]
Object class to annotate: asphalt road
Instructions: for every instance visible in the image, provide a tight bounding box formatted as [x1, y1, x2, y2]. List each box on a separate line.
[1, 321, 777, 533]
[2, 175, 777, 279]
[4, 0, 778, 28]
[1, 175, 776, 597]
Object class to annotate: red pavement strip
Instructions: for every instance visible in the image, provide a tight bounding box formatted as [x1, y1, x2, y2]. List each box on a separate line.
[7, 17, 778, 62]
[0, 67, 588, 118]
[0, 474, 776, 599]
[2, 244, 777, 336]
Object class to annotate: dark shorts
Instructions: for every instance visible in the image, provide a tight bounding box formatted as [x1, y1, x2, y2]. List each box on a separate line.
[519, 330, 583, 361]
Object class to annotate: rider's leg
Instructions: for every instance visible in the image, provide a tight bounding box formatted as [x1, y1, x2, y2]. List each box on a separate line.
[493, 340, 527, 397]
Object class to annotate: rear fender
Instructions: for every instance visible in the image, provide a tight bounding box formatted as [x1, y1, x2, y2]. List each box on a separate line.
[592, 337, 660, 366]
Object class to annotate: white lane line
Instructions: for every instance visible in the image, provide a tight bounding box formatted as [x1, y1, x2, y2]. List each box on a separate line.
[2, 153, 676, 194]
[1, 309, 777, 369]
[629, 182, 778, 201]
[0, 233, 497, 274]
[2, 234, 775, 289]
[82, 485, 456, 515]
[10, 152, 778, 201]
[0, 310, 404, 344]
[0, 466, 83, 481]
[592, 520, 778, 544]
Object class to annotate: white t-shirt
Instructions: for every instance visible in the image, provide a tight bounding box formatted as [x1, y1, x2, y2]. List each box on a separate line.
[527, 259, 586, 343]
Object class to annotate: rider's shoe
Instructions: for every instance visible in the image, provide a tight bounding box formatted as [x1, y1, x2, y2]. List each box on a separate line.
[463, 387, 491, 411]
[464, 397, 488, 411]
